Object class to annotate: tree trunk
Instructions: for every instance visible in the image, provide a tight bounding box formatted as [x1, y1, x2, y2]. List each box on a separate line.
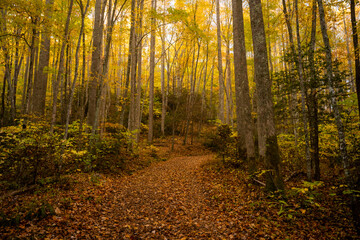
[308, 0, 320, 181]
[215, 0, 225, 123]
[32, 0, 53, 116]
[161, 4, 166, 137]
[350, 0, 360, 119]
[225, 42, 233, 126]
[249, 0, 284, 191]
[64, 0, 90, 140]
[232, 0, 255, 164]
[148, 0, 157, 143]
[317, 0, 350, 179]
[25, 18, 38, 115]
[343, 11, 355, 92]
[295, 0, 311, 181]
[87, 0, 105, 128]
[135, 0, 144, 143]
[120, 0, 136, 126]
[50, 0, 74, 133]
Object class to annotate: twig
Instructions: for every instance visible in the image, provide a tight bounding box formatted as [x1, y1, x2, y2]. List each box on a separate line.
[1, 185, 37, 200]
[252, 178, 266, 186]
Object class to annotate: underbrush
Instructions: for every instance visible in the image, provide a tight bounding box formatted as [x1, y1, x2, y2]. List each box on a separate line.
[202, 159, 359, 239]
[0, 120, 164, 229]
[0, 121, 135, 191]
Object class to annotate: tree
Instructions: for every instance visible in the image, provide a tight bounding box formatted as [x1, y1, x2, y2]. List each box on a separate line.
[350, 0, 360, 119]
[294, 0, 311, 181]
[249, 0, 283, 191]
[32, 0, 54, 116]
[232, 0, 255, 164]
[87, 0, 106, 128]
[148, 0, 157, 143]
[215, 0, 225, 123]
[50, 0, 74, 133]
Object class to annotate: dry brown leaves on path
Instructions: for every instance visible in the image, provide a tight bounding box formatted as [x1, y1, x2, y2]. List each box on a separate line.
[1, 151, 251, 239]
[2, 142, 356, 239]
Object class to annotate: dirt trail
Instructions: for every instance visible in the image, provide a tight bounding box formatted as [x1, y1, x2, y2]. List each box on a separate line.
[2, 153, 249, 239]
[95, 154, 238, 239]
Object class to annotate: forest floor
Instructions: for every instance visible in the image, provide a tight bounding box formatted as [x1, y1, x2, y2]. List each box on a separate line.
[0, 139, 358, 239]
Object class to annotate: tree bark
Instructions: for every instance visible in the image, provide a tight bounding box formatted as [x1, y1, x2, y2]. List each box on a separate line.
[135, 0, 144, 143]
[215, 0, 225, 123]
[64, 0, 90, 140]
[232, 0, 255, 165]
[50, 0, 73, 133]
[295, 0, 311, 181]
[308, 0, 320, 181]
[33, 0, 52, 116]
[148, 0, 157, 143]
[161, 2, 166, 137]
[249, 0, 284, 191]
[350, 0, 360, 119]
[317, 0, 350, 179]
[87, 0, 105, 128]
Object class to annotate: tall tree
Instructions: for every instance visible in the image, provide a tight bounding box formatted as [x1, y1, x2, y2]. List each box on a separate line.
[32, 0, 54, 116]
[215, 0, 225, 123]
[232, 0, 255, 164]
[295, 0, 311, 181]
[148, 0, 157, 143]
[87, 0, 106, 128]
[317, 0, 350, 179]
[350, 0, 360, 118]
[50, 0, 74, 133]
[249, 0, 283, 191]
[308, 0, 320, 181]
[64, 0, 90, 140]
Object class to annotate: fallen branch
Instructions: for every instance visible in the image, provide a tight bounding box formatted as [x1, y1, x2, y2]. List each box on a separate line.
[285, 171, 306, 182]
[252, 178, 266, 186]
[1, 185, 37, 200]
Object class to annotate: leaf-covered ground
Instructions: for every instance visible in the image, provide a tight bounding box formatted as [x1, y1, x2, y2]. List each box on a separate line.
[1, 141, 358, 239]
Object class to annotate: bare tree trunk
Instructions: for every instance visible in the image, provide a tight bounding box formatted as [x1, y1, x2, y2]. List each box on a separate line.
[282, 0, 299, 149]
[317, 0, 350, 179]
[87, 0, 105, 128]
[64, 0, 90, 140]
[295, 0, 311, 181]
[128, 0, 139, 134]
[232, 0, 255, 164]
[50, 0, 74, 133]
[161, 3, 166, 137]
[225, 42, 233, 125]
[215, 0, 225, 123]
[135, 0, 144, 143]
[249, 0, 283, 191]
[148, 0, 157, 143]
[343, 10, 354, 92]
[0, 9, 14, 125]
[350, 0, 360, 119]
[120, 0, 136, 126]
[32, 0, 53, 116]
[349, 0, 360, 232]
[308, 0, 320, 181]
[25, 18, 38, 115]
[12, 37, 24, 119]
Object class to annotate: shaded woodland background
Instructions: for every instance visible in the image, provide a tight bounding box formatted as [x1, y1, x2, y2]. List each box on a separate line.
[0, 0, 360, 237]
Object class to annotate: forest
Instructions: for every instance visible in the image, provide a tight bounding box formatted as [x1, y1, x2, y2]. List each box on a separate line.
[0, 0, 360, 238]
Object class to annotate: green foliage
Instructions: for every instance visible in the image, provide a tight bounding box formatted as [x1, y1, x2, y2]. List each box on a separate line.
[203, 124, 244, 168]
[0, 121, 134, 190]
[289, 181, 324, 208]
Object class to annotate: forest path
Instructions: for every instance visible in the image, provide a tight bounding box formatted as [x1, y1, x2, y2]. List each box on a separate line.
[89, 154, 240, 239]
